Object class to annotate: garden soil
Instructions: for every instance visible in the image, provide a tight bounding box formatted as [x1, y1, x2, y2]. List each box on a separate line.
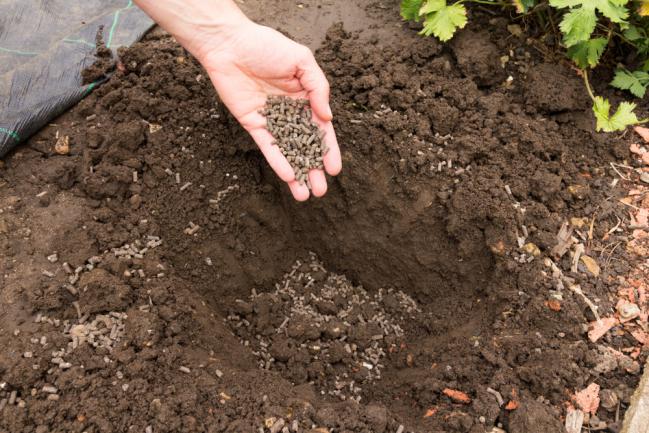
[1, 1, 647, 433]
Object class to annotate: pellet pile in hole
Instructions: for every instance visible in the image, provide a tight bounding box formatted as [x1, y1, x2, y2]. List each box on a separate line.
[227, 254, 421, 402]
[261, 96, 328, 186]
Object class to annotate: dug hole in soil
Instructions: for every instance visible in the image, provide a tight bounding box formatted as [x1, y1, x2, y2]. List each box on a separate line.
[0, 4, 646, 433]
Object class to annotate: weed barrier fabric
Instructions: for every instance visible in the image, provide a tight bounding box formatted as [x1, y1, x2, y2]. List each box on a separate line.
[0, 0, 153, 158]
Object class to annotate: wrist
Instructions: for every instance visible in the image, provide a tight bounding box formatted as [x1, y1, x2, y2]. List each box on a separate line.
[134, 0, 252, 61]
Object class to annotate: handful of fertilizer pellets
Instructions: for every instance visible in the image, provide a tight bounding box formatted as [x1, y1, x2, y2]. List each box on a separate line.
[261, 96, 328, 185]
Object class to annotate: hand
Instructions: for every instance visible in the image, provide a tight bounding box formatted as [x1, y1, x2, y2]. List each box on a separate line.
[196, 21, 342, 201]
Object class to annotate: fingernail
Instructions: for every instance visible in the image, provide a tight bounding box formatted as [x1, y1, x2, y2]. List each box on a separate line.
[327, 106, 333, 119]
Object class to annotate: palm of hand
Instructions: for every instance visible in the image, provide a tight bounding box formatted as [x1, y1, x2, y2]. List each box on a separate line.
[201, 23, 341, 200]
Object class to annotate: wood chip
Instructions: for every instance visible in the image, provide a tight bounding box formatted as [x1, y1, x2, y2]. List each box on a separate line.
[443, 388, 471, 404]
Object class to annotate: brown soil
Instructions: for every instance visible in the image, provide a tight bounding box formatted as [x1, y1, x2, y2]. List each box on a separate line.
[1, 2, 647, 433]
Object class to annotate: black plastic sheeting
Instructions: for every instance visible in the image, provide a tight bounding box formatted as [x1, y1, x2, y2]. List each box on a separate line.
[0, 0, 153, 157]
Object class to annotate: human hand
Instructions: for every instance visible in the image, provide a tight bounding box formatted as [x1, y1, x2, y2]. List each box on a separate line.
[195, 21, 341, 201]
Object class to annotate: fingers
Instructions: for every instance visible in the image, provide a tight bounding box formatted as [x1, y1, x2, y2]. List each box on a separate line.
[310, 117, 342, 177]
[288, 180, 310, 201]
[247, 128, 295, 183]
[309, 169, 328, 197]
[297, 48, 333, 122]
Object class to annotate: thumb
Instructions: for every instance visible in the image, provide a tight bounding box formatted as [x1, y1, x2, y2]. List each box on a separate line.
[297, 48, 333, 121]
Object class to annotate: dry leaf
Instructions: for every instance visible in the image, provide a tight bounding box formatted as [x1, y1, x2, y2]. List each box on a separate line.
[588, 317, 618, 342]
[443, 388, 471, 404]
[635, 126, 649, 142]
[632, 208, 648, 227]
[580, 255, 600, 277]
[630, 143, 646, 155]
[573, 383, 600, 415]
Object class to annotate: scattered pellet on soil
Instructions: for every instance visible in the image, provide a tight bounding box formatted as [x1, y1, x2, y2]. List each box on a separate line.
[228, 253, 420, 401]
[261, 96, 328, 185]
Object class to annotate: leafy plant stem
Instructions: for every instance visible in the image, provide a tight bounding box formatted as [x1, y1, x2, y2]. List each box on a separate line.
[582, 70, 596, 102]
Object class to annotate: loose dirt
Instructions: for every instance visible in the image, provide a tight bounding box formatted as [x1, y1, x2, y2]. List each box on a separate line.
[1, 2, 647, 433]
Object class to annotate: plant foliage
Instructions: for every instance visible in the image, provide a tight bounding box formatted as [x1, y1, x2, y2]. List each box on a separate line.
[399, 0, 649, 132]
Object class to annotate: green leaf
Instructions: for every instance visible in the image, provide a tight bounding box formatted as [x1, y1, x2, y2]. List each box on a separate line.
[549, 0, 584, 7]
[401, 0, 425, 20]
[559, 7, 597, 46]
[420, 3, 468, 41]
[512, 0, 536, 13]
[567, 37, 608, 68]
[419, 0, 446, 15]
[624, 25, 644, 41]
[611, 69, 649, 97]
[591, 0, 629, 23]
[592, 96, 639, 132]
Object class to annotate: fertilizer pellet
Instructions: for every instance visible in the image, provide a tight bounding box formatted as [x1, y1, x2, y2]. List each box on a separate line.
[42, 386, 57, 394]
[9, 391, 17, 405]
[175, 173, 181, 184]
[396, 425, 404, 433]
[180, 182, 192, 191]
[47, 253, 58, 263]
[132, 171, 138, 183]
[146, 427, 153, 433]
[261, 96, 327, 186]
[42, 270, 54, 278]
[179, 366, 191, 374]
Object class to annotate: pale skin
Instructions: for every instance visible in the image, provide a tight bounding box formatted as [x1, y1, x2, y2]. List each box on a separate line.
[133, 0, 341, 201]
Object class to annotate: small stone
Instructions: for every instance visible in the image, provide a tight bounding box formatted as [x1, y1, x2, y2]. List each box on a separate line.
[522, 242, 541, 257]
[129, 194, 142, 209]
[54, 135, 70, 155]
